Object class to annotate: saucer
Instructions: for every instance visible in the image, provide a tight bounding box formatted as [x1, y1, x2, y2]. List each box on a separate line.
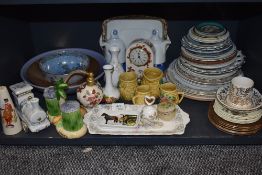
[216, 85, 262, 111]
[213, 99, 262, 124]
[208, 101, 262, 135]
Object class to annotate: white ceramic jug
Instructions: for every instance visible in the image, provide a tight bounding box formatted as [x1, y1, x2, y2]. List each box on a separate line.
[100, 29, 126, 64]
[150, 29, 171, 65]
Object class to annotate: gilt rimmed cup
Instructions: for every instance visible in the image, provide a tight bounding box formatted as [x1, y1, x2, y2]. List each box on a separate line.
[226, 76, 254, 110]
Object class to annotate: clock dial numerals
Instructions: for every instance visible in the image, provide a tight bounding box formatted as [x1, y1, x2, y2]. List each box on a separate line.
[129, 47, 149, 66]
[126, 40, 154, 78]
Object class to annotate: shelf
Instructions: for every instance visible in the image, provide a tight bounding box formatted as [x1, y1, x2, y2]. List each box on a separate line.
[1, 98, 261, 145]
[1, 0, 262, 5]
[0, 1, 261, 145]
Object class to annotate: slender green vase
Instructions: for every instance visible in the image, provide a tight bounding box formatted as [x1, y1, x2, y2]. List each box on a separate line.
[60, 101, 83, 132]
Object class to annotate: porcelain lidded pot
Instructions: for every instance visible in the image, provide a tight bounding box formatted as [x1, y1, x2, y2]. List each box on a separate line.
[64, 70, 103, 108]
[141, 96, 158, 121]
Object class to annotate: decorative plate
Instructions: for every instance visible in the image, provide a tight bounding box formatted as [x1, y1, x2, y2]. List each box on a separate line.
[84, 104, 190, 135]
[208, 101, 262, 135]
[213, 99, 262, 124]
[188, 26, 230, 44]
[216, 85, 262, 111]
[20, 48, 106, 93]
[194, 22, 227, 37]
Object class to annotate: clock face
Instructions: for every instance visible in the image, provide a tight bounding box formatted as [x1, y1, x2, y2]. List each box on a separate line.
[127, 42, 153, 67]
[128, 47, 150, 66]
[126, 40, 154, 79]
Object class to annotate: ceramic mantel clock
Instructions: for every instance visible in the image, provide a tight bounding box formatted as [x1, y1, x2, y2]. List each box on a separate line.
[126, 39, 154, 75]
[99, 16, 171, 75]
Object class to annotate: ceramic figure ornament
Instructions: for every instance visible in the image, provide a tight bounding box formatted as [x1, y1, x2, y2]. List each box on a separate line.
[109, 46, 124, 87]
[56, 100, 87, 139]
[10, 81, 50, 132]
[19, 97, 50, 132]
[141, 96, 158, 120]
[0, 86, 22, 135]
[65, 70, 103, 108]
[43, 86, 62, 124]
[101, 29, 126, 64]
[103, 64, 120, 103]
[9, 82, 34, 109]
[140, 96, 164, 128]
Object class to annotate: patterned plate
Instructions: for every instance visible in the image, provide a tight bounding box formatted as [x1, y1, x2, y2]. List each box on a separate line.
[208, 101, 262, 135]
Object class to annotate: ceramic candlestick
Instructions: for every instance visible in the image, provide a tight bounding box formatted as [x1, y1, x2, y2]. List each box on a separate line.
[109, 46, 124, 87]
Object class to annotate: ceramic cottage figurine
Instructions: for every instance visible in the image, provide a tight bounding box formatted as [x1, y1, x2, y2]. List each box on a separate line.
[103, 64, 120, 103]
[56, 100, 87, 139]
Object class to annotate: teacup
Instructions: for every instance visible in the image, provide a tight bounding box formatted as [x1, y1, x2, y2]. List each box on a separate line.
[160, 83, 184, 104]
[226, 76, 254, 109]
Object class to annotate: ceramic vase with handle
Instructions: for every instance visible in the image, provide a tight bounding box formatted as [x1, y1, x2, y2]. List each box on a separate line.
[64, 70, 103, 108]
[103, 64, 120, 103]
[150, 29, 171, 66]
[109, 46, 125, 87]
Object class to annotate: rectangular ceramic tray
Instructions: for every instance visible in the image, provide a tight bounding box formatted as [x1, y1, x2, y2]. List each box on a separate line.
[0, 94, 261, 145]
[84, 104, 189, 135]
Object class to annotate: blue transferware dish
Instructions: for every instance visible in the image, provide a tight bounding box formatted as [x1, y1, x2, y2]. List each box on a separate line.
[39, 50, 90, 84]
[20, 48, 106, 93]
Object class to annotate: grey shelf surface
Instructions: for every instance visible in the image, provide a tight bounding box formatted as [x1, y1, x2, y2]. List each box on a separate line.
[0, 98, 261, 146]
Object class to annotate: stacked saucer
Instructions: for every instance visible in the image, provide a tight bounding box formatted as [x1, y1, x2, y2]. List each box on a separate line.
[208, 77, 262, 135]
[166, 22, 245, 101]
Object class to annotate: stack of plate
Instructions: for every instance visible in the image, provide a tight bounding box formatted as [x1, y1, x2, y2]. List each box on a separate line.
[208, 86, 262, 135]
[166, 22, 245, 101]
